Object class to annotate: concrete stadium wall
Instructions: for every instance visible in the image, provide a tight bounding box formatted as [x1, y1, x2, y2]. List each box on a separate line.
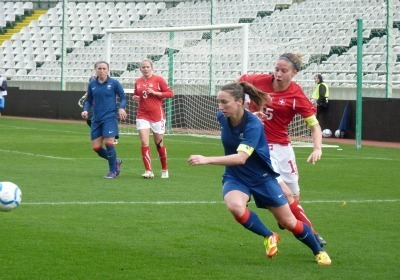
[2, 87, 400, 142]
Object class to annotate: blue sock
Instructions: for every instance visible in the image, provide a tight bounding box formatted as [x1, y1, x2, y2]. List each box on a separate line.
[106, 145, 117, 173]
[236, 209, 273, 237]
[94, 147, 108, 160]
[294, 223, 322, 255]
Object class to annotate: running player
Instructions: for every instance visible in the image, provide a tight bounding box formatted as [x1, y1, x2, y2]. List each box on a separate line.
[238, 52, 327, 246]
[188, 82, 331, 265]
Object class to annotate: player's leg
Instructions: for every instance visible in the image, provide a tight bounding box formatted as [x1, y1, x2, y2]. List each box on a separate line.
[268, 204, 331, 265]
[91, 121, 107, 160]
[272, 144, 327, 246]
[137, 119, 154, 178]
[102, 119, 119, 178]
[223, 180, 277, 258]
[152, 120, 168, 178]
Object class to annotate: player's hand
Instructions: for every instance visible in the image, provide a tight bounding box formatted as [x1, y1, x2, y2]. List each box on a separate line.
[146, 88, 161, 96]
[188, 155, 208, 165]
[307, 149, 322, 164]
[253, 111, 268, 121]
[118, 108, 127, 121]
[132, 95, 140, 102]
[81, 111, 88, 119]
[266, 94, 272, 105]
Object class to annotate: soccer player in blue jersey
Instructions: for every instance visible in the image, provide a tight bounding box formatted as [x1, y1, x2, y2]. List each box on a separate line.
[81, 61, 127, 179]
[188, 82, 331, 265]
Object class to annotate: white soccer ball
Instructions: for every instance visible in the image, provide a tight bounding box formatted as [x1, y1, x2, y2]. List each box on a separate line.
[0, 182, 22, 212]
[322, 129, 332, 138]
[335, 130, 341, 138]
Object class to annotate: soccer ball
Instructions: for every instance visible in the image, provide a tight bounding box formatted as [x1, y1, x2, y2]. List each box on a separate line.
[335, 130, 341, 138]
[322, 129, 332, 138]
[0, 182, 22, 212]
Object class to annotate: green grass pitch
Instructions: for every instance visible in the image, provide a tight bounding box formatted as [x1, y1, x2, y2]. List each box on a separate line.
[1, 118, 399, 279]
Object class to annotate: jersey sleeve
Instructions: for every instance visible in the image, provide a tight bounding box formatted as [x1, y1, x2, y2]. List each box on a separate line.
[294, 89, 318, 126]
[240, 114, 263, 152]
[239, 74, 256, 84]
[158, 76, 174, 98]
[116, 81, 127, 109]
[133, 80, 139, 96]
[83, 82, 93, 112]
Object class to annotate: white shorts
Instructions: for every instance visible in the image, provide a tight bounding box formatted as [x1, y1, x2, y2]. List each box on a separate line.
[136, 118, 165, 134]
[269, 143, 300, 196]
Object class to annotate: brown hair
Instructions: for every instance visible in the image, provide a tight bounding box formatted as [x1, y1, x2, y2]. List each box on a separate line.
[94, 60, 110, 69]
[220, 82, 269, 111]
[278, 52, 303, 71]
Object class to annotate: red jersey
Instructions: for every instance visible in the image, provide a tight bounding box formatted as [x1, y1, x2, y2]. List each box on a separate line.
[134, 75, 174, 122]
[240, 74, 317, 144]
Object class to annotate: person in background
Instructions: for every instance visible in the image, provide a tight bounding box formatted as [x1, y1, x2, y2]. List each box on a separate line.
[238, 52, 327, 247]
[81, 61, 127, 179]
[188, 82, 331, 265]
[78, 73, 119, 145]
[311, 74, 330, 120]
[0, 74, 8, 116]
[132, 59, 174, 179]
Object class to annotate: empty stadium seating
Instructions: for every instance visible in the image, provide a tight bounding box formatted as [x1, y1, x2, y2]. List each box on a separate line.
[0, 0, 399, 94]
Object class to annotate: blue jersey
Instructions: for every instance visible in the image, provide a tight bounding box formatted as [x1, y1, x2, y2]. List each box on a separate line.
[218, 110, 279, 186]
[84, 77, 127, 122]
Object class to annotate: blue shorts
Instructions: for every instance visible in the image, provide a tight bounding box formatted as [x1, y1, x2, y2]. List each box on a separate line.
[90, 118, 119, 140]
[222, 176, 287, 208]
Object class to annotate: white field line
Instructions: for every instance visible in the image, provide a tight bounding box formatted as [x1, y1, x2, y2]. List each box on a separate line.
[0, 148, 396, 162]
[0, 149, 74, 160]
[0, 124, 86, 135]
[22, 199, 400, 206]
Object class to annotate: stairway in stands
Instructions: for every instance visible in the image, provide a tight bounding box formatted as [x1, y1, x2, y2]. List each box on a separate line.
[0, 9, 47, 45]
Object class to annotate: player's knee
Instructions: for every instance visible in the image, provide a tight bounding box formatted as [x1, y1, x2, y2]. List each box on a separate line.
[225, 201, 246, 218]
[105, 140, 115, 146]
[155, 139, 163, 149]
[92, 146, 102, 152]
[279, 217, 297, 231]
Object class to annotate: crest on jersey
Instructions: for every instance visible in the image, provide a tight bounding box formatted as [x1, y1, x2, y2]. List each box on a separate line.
[278, 99, 286, 105]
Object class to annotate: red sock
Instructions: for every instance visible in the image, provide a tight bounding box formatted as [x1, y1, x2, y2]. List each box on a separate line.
[141, 146, 152, 171]
[290, 220, 304, 235]
[235, 208, 250, 224]
[157, 146, 168, 170]
[289, 200, 314, 232]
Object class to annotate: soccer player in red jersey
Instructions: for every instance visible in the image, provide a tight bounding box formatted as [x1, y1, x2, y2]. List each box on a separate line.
[133, 59, 174, 179]
[238, 52, 327, 247]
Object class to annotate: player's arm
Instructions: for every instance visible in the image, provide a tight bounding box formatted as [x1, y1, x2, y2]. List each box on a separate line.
[188, 141, 256, 166]
[304, 115, 322, 164]
[147, 77, 173, 98]
[188, 150, 250, 166]
[81, 85, 93, 119]
[115, 82, 127, 121]
[78, 92, 87, 108]
[132, 83, 140, 102]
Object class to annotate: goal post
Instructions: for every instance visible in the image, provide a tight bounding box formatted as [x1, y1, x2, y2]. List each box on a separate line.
[103, 24, 316, 146]
[105, 24, 249, 138]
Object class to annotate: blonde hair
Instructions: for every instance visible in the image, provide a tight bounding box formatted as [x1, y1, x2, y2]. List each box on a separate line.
[140, 59, 154, 69]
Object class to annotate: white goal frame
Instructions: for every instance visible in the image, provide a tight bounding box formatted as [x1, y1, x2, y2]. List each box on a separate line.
[103, 24, 321, 147]
[105, 24, 249, 76]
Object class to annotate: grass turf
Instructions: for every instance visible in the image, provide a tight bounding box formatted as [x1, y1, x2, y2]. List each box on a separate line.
[0, 118, 399, 279]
